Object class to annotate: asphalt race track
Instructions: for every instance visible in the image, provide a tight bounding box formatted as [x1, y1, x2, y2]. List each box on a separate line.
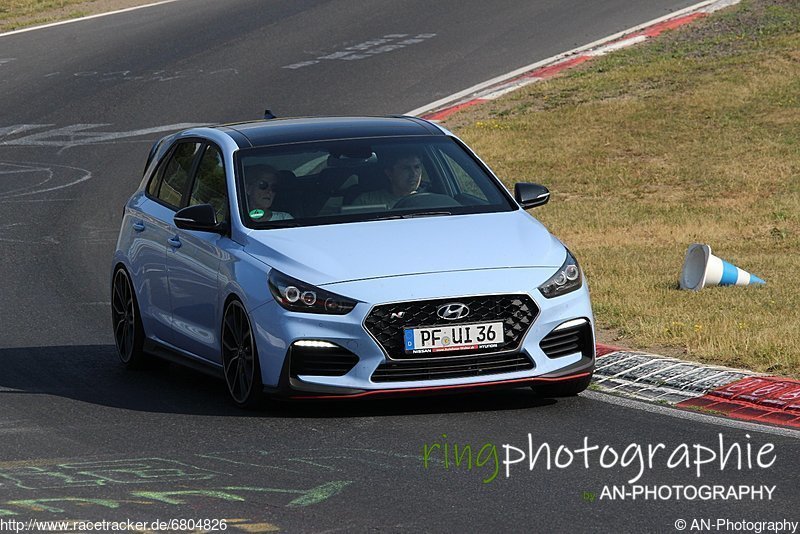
[1, 1, 798, 531]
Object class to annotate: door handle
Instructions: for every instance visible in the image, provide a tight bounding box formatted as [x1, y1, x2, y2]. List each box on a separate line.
[132, 221, 145, 232]
[168, 236, 182, 248]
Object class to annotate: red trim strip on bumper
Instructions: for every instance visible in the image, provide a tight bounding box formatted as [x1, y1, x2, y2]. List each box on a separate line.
[289, 371, 592, 400]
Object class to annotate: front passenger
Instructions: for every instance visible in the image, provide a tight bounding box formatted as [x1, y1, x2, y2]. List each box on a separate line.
[245, 165, 293, 222]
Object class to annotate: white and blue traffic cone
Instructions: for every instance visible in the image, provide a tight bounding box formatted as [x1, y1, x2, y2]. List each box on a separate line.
[680, 244, 765, 291]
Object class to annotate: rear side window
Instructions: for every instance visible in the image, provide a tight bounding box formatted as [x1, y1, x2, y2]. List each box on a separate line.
[146, 168, 160, 197]
[156, 142, 202, 208]
[189, 145, 228, 222]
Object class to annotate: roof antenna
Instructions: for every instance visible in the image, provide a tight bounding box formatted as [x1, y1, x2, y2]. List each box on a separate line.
[264, 109, 277, 120]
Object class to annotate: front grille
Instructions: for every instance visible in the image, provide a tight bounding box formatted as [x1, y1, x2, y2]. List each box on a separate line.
[540, 320, 593, 359]
[290, 344, 359, 376]
[371, 352, 534, 382]
[364, 294, 538, 360]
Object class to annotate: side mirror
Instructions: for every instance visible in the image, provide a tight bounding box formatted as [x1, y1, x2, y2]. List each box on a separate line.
[174, 204, 228, 234]
[514, 182, 550, 209]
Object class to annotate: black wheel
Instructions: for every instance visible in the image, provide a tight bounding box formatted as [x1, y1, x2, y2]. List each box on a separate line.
[531, 373, 592, 398]
[111, 267, 147, 368]
[221, 299, 263, 408]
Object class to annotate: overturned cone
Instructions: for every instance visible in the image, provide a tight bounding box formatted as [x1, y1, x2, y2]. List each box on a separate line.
[680, 243, 765, 291]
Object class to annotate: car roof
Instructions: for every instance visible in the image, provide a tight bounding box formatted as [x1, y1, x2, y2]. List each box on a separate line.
[214, 116, 445, 148]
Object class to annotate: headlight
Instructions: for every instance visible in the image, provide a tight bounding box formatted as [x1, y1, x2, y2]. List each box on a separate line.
[268, 270, 356, 314]
[538, 250, 582, 299]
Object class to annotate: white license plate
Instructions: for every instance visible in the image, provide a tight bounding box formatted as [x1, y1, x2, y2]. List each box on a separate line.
[404, 322, 504, 354]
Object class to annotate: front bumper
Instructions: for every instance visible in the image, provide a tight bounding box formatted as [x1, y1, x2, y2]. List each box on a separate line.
[250, 267, 594, 397]
[282, 364, 593, 400]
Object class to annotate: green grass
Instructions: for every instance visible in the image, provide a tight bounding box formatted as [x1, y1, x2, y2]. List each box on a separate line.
[444, 0, 800, 376]
[1, 0, 111, 31]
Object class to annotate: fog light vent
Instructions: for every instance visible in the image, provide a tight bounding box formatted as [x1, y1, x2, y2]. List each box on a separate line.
[540, 319, 593, 359]
[290, 341, 358, 377]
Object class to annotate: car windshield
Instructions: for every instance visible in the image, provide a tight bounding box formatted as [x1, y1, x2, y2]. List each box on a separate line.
[234, 136, 517, 228]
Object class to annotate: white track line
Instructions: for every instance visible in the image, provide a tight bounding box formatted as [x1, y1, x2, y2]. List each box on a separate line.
[0, 0, 183, 38]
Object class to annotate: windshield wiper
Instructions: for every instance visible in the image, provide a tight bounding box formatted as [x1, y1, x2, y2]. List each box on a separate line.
[257, 221, 301, 228]
[363, 211, 451, 222]
[364, 214, 404, 221]
[401, 211, 452, 219]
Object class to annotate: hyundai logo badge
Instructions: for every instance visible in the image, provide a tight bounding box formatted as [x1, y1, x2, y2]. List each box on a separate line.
[437, 303, 470, 321]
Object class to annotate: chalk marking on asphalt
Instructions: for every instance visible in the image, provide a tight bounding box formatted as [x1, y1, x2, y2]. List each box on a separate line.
[0, 125, 51, 137]
[406, 0, 731, 117]
[0, 123, 203, 151]
[0, 124, 111, 147]
[282, 33, 437, 70]
[0, 163, 55, 197]
[4, 124, 153, 147]
[0, 162, 92, 198]
[0, 458, 227, 491]
[199, 448, 429, 478]
[0, 167, 48, 175]
[0, 198, 76, 203]
[0, 237, 58, 245]
[5, 497, 121, 513]
[0, 222, 57, 245]
[220, 482, 353, 507]
[37, 67, 241, 84]
[0, 483, 349, 514]
[0, 0, 184, 38]
[583, 390, 800, 439]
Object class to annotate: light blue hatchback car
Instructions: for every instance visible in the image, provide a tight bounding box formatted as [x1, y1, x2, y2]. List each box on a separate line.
[112, 116, 595, 407]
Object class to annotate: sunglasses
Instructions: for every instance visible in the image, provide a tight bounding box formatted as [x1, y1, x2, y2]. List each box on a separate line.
[255, 180, 279, 191]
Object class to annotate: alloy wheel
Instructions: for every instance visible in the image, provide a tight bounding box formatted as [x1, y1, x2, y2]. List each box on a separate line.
[112, 269, 137, 363]
[222, 300, 259, 405]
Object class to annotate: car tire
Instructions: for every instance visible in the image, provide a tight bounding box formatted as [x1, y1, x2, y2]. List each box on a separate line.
[531, 373, 592, 398]
[221, 299, 264, 409]
[111, 267, 148, 368]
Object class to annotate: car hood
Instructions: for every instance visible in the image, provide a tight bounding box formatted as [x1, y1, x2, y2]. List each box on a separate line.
[242, 210, 565, 286]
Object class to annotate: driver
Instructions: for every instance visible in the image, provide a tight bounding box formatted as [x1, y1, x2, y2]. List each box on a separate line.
[351, 151, 423, 208]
